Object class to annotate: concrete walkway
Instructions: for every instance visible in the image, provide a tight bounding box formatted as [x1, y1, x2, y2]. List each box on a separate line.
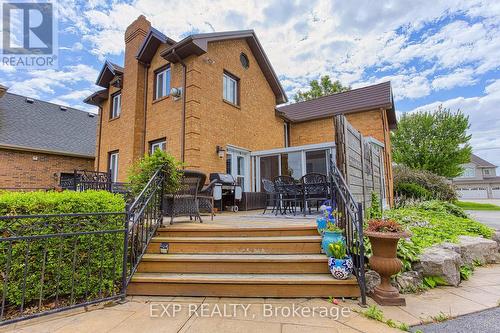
[3, 264, 500, 333]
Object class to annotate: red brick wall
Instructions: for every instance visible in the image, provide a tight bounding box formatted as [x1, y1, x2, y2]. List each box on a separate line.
[0, 149, 94, 189]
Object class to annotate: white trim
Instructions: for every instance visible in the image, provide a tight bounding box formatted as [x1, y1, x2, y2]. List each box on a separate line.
[366, 136, 384, 148]
[251, 142, 335, 156]
[0, 143, 95, 159]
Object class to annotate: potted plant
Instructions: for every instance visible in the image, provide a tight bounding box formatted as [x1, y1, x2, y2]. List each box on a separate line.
[318, 205, 345, 254]
[327, 240, 353, 280]
[364, 218, 410, 306]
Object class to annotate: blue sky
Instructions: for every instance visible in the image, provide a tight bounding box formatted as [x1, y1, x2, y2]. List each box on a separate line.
[1, 0, 499, 168]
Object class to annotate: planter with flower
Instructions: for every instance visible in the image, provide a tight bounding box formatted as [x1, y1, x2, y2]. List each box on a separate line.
[364, 218, 410, 306]
[317, 205, 344, 254]
[326, 240, 353, 280]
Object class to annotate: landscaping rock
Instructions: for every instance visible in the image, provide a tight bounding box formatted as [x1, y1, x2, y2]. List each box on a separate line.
[364, 269, 381, 293]
[418, 246, 462, 286]
[396, 271, 423, 292]
[441, 236, 499, 265]
[492, 232, 500, 252]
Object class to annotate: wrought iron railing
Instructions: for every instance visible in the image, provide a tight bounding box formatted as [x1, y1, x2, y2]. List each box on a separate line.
[328, 157, 367, 305]
[0, 212, 126, 325]
[123, 165, 165, 286]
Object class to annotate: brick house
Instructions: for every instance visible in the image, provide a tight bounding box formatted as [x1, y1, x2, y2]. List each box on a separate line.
[85, 16, 396, 202]
[0, 85, 96, 190]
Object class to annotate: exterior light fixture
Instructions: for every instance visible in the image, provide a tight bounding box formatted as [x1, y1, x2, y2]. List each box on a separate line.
[216, 145, 225, 159]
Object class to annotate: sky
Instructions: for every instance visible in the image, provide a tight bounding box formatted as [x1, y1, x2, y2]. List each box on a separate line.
[1, 0, 499, 169]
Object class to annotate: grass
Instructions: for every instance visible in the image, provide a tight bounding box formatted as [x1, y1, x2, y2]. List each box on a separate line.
[455, 201, 500, 211]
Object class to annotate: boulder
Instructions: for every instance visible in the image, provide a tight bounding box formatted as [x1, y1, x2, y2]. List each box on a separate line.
[418, 246, 462, 286]
[442, 236, 499, 265]
[364, 270, 381, 293]
[492, 232, 500, 252]
[396, 271, 423, 292]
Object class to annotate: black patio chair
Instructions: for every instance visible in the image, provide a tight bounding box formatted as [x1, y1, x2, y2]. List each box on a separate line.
[274, 175, 302, 215]
[261, 178, 277, 214]
[301, 173, 329, 216]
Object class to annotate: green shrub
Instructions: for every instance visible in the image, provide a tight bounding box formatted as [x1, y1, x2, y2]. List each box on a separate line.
[0, 191, 125, 307]
[394, 182, 431, 199]
[393, 165, 457, 201]
[367, 192, 382, 219]
[127, 149, 183, 196]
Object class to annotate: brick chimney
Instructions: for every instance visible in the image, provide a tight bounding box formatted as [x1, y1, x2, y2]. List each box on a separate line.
[122, 15, 151, 163]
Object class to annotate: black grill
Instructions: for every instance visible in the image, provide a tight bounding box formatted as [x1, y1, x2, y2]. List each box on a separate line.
[209, 173, 242, 212]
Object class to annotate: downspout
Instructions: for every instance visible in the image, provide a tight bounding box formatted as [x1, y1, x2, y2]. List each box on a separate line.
[96, 105, 103, 171]
[141, 62, 150, 155]
[172, 49, 187, 164]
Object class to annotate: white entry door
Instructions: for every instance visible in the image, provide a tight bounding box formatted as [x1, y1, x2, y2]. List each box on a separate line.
[226, 147, 250, 192]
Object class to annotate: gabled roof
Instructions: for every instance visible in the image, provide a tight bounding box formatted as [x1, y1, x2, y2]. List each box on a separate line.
[136, 27, 176, 64]
[471, 153, 497, 168]
[0, 92, 96, 157]
[96, 60, 124, 88]
[83, 89, 109, 106]
[160, 30, 287, 104]
[277, 81, 396, 128]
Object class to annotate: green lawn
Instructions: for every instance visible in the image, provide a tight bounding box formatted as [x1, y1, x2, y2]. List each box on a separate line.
[455, 201, 500, 211]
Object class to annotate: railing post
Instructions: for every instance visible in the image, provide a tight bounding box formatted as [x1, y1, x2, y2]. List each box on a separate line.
[73, 170, 78, 191]
[121, 203, 130, 299]
[357, 202, 367, 306]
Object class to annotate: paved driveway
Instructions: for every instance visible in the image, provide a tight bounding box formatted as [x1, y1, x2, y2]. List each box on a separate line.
[467, 210, 500, 230]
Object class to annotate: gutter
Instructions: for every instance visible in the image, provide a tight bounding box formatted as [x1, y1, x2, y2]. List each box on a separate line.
[171, 49, 187, 164]
[140, 61, 150, 155]
[96, 106, 103, 169]
[0, 144, 95, 159]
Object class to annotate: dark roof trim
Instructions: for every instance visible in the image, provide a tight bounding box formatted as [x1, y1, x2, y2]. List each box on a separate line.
[83, 89, 109, 106]
[0, 143, 95, 159]
[136, 28, 176, 64]
[160, 30, 287, 104]
[96, 60, 124, 88]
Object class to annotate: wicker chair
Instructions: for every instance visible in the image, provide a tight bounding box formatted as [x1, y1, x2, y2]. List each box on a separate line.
[274, 175, 302, 215]
[301, 173, 328, 216]
[261, 178, 277, 214]
[164, 172, 203, 224]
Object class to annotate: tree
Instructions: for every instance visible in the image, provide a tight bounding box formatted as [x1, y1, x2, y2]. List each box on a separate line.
[391, 106, 472, 178]
[294, 75, 350, 102]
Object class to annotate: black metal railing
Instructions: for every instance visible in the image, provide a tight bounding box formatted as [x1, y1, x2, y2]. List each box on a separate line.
[328, 157, 367, 305]
[0, 212, 126, 325]
[123, 165, 165, 286]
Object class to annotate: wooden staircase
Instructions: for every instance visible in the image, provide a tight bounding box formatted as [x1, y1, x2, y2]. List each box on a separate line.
[127, 223, 361, 298]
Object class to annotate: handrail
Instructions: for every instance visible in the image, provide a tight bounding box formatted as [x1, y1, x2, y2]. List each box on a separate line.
[329, 157, 367, 306]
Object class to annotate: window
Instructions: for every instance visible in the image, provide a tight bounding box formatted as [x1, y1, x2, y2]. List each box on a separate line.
[284, 122, 290, 147]
[154, 67, 171, 100]
[240, 53, 249, 69]
[150, 138, 166, 154]
[459, 167, 475, 178]
[281, 152, 302, 180]
[108, 151, 119, 182]
[110, 93, 121, 119]
[306, 150, 328, 175]
[484, 169, 491, 176]
[223, 72, 239, 105]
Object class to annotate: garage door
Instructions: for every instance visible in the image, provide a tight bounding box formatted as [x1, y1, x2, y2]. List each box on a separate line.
[457, 187, 488, 199]
[493, 187, 500, 199]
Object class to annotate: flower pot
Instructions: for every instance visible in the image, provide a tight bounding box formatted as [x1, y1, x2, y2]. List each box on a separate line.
[321, 230, 345, 255]
[365, 230, 410, 306]
[328, 256, 353, 280]
[316, 217, 327, 235]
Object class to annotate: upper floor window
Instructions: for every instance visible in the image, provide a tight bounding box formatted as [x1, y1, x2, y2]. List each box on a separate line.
[223, 71, 239, 105]
[155, 66, 171, 100]
[459, 167, 475, 178]
[110, 92, 121, 119]
[284, 122, 290, 148]
[150, 138, 166, 154]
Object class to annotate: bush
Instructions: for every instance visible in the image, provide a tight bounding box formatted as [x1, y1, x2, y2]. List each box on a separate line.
[127, 149, 183, 196]
[394, 182, 431, 200]
[0, 191, 125, 308]
[393, 165, 457, 201]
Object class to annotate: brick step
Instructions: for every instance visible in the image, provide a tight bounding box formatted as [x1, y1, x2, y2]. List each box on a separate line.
[137, 254, 329, 274]
[156, 225, 318, 237]
[146, 236, 322, 254]
[127, 273, 360, 298]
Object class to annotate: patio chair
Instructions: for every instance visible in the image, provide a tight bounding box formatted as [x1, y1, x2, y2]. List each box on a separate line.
[274, 175, 302, 215]
[261, 178, 277, 214]
[164, 172, 203, 224]
[301, 173, 329, 216]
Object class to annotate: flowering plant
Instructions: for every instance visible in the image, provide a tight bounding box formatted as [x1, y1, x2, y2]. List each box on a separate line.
[319, 204, 342, 233]
[328, 240, 347, 258]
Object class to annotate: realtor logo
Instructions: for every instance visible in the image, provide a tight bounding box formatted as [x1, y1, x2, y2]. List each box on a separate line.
[1, 1, 58, 68]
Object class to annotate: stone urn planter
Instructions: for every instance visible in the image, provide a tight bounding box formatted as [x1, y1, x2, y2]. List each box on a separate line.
[365, 228, 410, 306]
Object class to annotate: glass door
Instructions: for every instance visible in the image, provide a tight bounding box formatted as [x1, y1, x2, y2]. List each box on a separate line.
[227, 147, 250, 191]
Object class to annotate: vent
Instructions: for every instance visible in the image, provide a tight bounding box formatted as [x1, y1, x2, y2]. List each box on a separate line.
[25, 98, 34, 104]
[60, 106, 68, 111]
[88, 113, 95, 118]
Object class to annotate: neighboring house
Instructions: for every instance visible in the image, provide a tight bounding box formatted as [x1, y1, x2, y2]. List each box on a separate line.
[84, 15, 396, 202]
[453, 153, 500, 199]
[0, 85, 96, 190]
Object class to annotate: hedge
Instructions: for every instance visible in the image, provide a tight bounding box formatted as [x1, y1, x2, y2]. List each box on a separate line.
[0, 191, 126, 308]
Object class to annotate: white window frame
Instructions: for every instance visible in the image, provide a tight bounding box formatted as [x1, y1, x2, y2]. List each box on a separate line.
[155, 67, 171, 100]
[111, 93, 121, 119]
[150, 139, 166, 154]
[109, 152, 119, 182]
[460, 167, 475, 178]
[223, 72, 238, 105]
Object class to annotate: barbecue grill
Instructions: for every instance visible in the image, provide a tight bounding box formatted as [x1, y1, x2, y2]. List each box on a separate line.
[209, 173, 242, 212]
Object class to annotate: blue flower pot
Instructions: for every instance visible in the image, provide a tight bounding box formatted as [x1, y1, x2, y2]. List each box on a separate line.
[316, 217, 327, 235]
[328, 256, 353, 280]
[321, 230, 345, 255]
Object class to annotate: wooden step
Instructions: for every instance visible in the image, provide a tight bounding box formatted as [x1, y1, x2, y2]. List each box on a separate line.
[127, 273, 360, 297]
[146, 236, 322, 254]
[137, 254, 329, 274]
[156, 225, 318, 237]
